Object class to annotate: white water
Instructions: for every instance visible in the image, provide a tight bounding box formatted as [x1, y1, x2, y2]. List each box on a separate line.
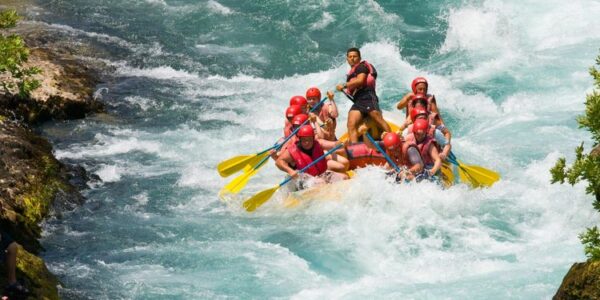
[34, 0, 600, 298]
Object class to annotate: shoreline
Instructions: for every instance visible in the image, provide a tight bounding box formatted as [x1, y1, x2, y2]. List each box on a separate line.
[1, 2, 105, 298]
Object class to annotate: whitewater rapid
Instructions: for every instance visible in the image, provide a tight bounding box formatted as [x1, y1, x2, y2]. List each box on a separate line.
[25, 0, 600, 298]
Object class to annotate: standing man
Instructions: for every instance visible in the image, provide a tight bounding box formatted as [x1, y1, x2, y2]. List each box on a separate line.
[336, 47, 391, 143]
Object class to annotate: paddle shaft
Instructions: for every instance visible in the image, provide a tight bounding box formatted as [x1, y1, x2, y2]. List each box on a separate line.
[279, 143, 344, 187]
[248, 97, 330, 171]
[266, 96, 329, 153]
[365, 132, 401, 172]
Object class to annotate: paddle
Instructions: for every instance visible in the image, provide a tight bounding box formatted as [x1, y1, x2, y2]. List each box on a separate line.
[220, 97, 331, 194]
[216, 96, 329, 178]
[217, 150, 272, 177]
[221, 121, 341, 195]
[446, 151, 500, 187]
[365, 132, 401, 172]
[242, 143, 344, 212]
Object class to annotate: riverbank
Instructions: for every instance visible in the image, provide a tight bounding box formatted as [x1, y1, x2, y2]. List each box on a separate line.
[0, 4, 104, 298]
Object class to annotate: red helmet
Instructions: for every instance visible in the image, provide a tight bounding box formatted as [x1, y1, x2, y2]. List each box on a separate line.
[383, 133, 401, 150]
[305, 87, 321, 99]
[285, 105, 303, 119]
[289, 95, 308, 107]
[411, 77, 428, 93]
[297, 125, 314, 138]
[413, 118, 429, 133]
[292, 114, 309, 126]
[410, 107, 428, 123]
[411, 93, 428, 110]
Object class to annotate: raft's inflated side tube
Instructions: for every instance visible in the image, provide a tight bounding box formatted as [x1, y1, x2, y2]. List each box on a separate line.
[345, 143, 387, 170]
[339, 119, 456, 186]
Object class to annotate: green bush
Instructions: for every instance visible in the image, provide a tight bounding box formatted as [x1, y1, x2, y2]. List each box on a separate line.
[551, 51, 600, 261]
[0, 9, 41, 98]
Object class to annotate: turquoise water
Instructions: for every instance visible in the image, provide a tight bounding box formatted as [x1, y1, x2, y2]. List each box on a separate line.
[23, 0, 600, 298]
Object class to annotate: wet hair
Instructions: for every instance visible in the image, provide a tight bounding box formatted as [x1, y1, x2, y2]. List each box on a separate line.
[347, 47, 361, 57]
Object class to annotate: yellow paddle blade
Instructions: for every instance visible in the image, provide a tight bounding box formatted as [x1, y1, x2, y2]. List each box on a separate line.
[457, 165, 476, 187]
[217, 154, 257, 177]
[217, 151, 270, 177]
[242, 152, 270, 173]
[243, 185, 280, 212]
[440, 163, 454, 188]
[222, 168, 259, 194]
[459, 163, 500, 187]
[465, 165, 500, 184]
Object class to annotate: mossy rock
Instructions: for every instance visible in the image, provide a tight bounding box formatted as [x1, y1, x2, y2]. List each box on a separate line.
[0, 246, 59, 300]
[554, 260, 600, 299]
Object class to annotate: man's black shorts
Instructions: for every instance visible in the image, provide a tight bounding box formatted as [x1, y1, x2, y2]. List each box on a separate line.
[350, 96, 380, 114]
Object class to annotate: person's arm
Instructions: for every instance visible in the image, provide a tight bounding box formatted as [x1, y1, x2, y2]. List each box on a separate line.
[310, 114, 327, 139]
[439, 127, 451, 160]
[317, 138, 338, 151]
[269, 137, 287, 160]
[326, 91, 339, 118]
[428, 145, 442, 176]
[275, 150, 298, 178]
[430, 96, 446, 124]
[396, 92, 413, 111]
[336, 73, 367, 92]
[398, 115, 412, 131]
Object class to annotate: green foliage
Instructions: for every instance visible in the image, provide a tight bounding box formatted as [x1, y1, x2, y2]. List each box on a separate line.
[551, 51, 600, 261]
[0, 9, 20, 29]
[578, 90, 600, 146]
[580, 227, 600, 261]
[0, 9, 40, 98]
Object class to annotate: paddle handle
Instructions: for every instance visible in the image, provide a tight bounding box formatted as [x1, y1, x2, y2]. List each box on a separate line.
[279, 143, 344, 187]
[447, 151, 460, 166]
[340, 89, 355, 103]
[365, 132, 401, 172]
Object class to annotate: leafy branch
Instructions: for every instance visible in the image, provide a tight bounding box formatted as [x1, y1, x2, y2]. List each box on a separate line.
[0, 9, 41, 98]
[551, 50, 600, 261]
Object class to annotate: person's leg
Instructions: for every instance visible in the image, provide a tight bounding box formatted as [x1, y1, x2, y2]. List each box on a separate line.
[326, 157, 346, 173]
[368, 109, 392, 133]
[347, 110, 363, 143]
[6, 242, 17, 285]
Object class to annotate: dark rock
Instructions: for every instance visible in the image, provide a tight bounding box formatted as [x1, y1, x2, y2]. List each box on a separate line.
[554, 260, 600, 299]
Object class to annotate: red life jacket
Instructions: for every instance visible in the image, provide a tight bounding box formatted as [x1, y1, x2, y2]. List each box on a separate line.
[406, 134, 437, 166]
[345, 60, 377, 95]
[288, 141, 328, 177]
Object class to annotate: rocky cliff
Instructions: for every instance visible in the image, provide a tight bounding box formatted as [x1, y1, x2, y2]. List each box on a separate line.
[1, 16, 104, 299]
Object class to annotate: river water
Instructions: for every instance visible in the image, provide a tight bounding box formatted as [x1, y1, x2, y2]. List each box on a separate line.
[20, 0, 600, 298]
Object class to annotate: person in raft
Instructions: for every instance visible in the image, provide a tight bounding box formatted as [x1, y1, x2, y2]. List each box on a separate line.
[271, 113, 310, 161]
[276, 125, 349, 189]
[404, 118, 442, 180]
[396, 76, 445, 126]
[306, 87, 339, 141]
[283, 104, 303, 137]
[360, 124, 424, 181]
[336, 47, 391, 143]
[406, 105, 452, 160]
[289, 95, 309, 113]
